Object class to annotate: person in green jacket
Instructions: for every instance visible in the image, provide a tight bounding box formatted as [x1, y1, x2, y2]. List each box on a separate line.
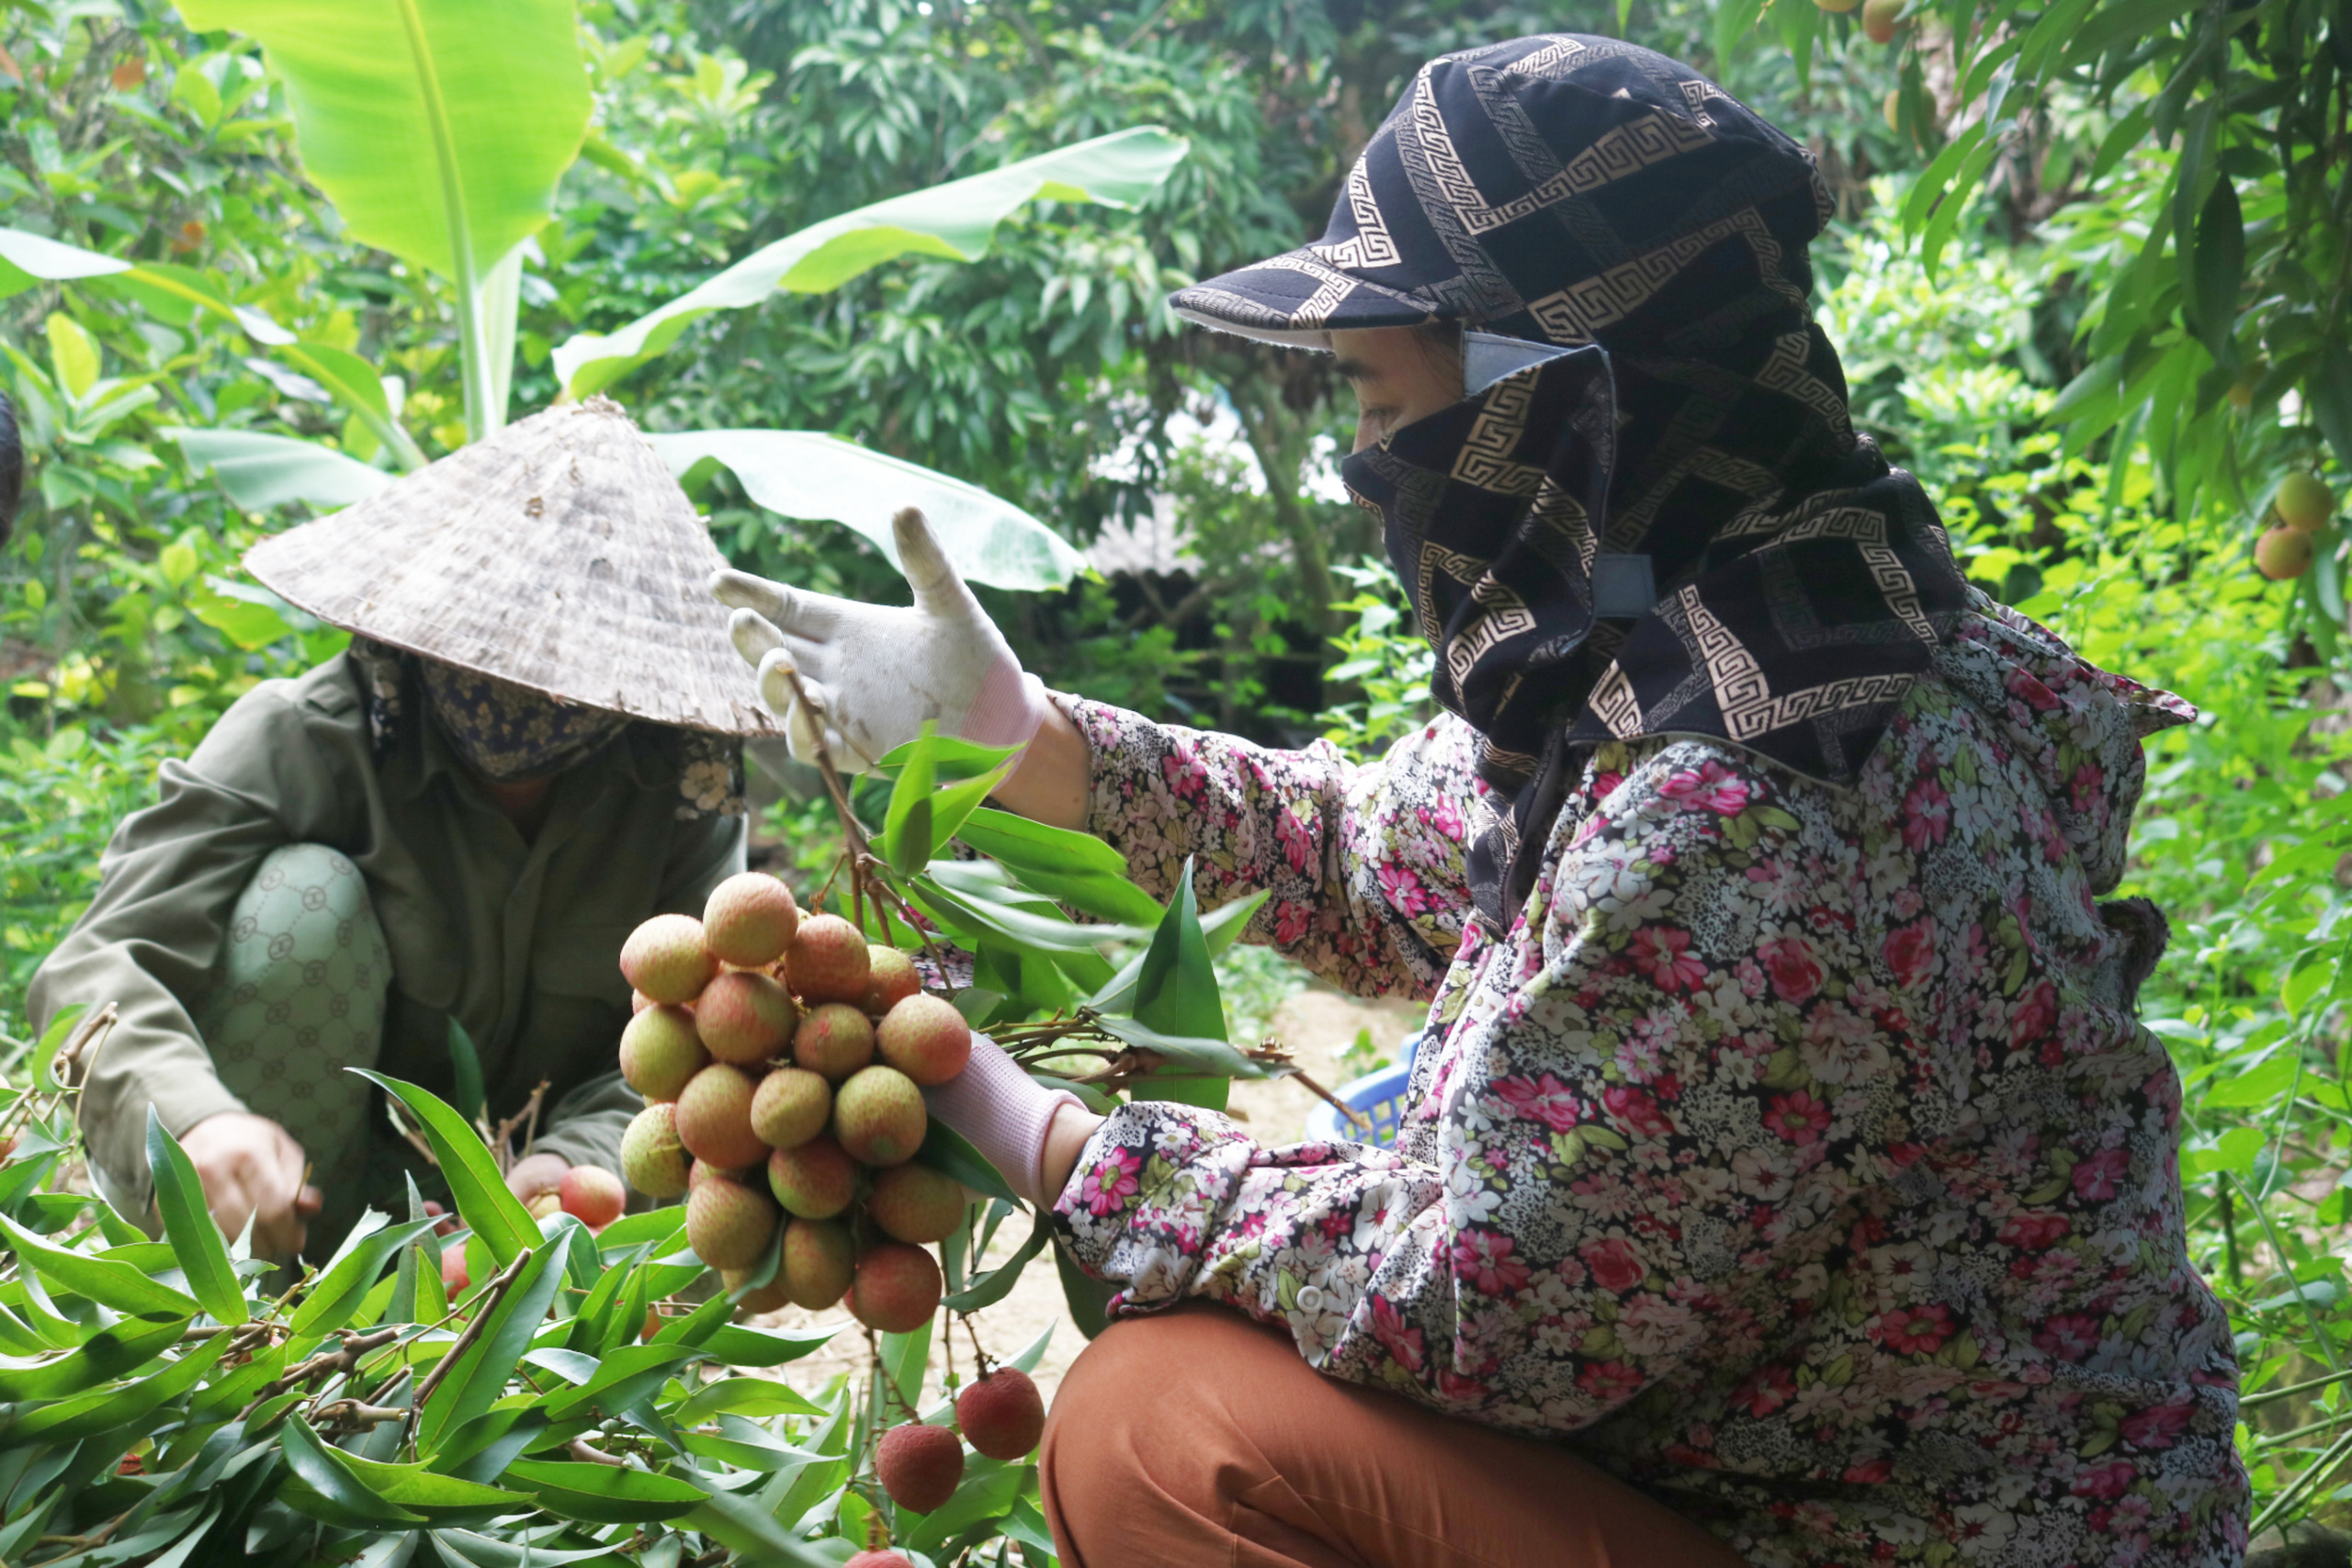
[28, 400, 780, 1259]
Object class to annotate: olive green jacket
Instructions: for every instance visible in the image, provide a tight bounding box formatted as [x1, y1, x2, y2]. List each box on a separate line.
[28, 652, 746, 1223]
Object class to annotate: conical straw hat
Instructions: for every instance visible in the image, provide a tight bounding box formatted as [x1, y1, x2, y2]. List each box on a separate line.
[245, 397, 781, 737]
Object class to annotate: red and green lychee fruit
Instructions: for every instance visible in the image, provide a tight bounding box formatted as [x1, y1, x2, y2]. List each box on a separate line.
[866, 1162, 966, 1245]
[673, 1064, 770, 1171]
[782, 1216, 855, 1309]
[2277, 472, 2336, 532]
[792, 1002, 875, 1083]
[686, 1172, 779, 1270]
[785, 914, 870, 1005]
[618, 1005, 707, 1100]
[849, 1241, 943, 1333]
[844, 1552, 913, 1568]
[620, 1102, 691, 1198]
[695, 971, 797, 1066]
[721, 1265, 793, 1316]
[559, 1164, 626, 1229]
[703, 872, 801, 967]
[834, 1066, 927, 1166]
[876, 1421, 964, 1513]
[875, 993, 971, 1086]
[620, 913, 718, 1005]
[766, 1134, 856, 1219]
[956, 1367, 1045, 1461]
[751, 1066, 831, 1150]
[2257, 525, 2315, 581]
[1861, 0, 1903, 40]
[864, 945, 922, 1015]
[441, 1242, 469, 1294]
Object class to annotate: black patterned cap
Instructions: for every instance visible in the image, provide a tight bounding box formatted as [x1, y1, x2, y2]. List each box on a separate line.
[1169, 34, 1834, 350]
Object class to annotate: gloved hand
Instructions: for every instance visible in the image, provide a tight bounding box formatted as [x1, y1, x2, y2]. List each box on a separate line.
[712, 506, 1053, 773]
[922, 1033, 1084, 1209]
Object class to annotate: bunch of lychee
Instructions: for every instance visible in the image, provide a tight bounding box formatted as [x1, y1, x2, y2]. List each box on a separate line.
[870, 1365, 1047, 1515]
[2256, 471, 2338, 581]
[615, 872, 974, 1333]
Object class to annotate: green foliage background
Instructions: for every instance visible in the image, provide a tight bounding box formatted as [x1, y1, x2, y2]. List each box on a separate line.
[5, 0, 2352, 1547]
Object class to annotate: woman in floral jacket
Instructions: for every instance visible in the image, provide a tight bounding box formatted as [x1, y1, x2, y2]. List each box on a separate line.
[718, 34, 2247, 1568]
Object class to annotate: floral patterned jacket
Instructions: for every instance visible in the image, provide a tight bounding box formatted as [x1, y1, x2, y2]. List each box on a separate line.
[1049, 594, 2248, 1568]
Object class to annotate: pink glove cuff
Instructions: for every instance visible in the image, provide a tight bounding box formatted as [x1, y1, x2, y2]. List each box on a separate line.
[922, 1032, 1081, 1209]
[961, 660, 1052, 753]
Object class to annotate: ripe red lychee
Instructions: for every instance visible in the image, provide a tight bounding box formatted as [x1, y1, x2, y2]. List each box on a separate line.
[695, 971, 797, 1066]
[785, 914, 870, 1005]
[687, 1173, 780, 1271]
[751, 1066, 831, 1150]
[833, 1066, 927, 1166]
[619, 1005, 707, 1100]
[849, 1242, 943, 1333]
[793, 1002, 874, 1082]
[559, 1164, 627, 1229]
[876, 994, 971, 1086]
[782, 1217, 855, 1309]
[721, 1265, 793, 1316]
[704, 872, 801, 967]
[766, 1134, 856, 1219]
[2257, 525, 2314, 580]
[620, 1102, 691, 1198]
[864, 945, 922, 1016]
[844, 1553, 913, 1568]
[621, 914, 718, 1005]
[673, 1064, 770, 1170]
[441, 1243, 469, 1294]
[867, 1162, 966, 1245]
[876, 1421, 963, 1513]
[956, 1367, 1045, 1461]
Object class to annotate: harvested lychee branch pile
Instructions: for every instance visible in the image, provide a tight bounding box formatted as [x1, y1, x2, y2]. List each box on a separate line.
[618, 873, 974, 1333]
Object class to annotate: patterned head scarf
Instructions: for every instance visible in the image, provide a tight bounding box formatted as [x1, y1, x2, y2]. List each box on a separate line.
[1170, 34, 1969, 929]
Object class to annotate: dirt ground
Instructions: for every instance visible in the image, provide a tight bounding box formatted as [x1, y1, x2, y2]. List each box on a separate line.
[748, 984, 1427, 1408]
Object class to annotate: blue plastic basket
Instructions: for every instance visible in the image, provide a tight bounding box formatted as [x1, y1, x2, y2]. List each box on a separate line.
[1305, 1032, 1422, 1147]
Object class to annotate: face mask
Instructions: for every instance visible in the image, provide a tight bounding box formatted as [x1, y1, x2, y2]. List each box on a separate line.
[420, 660, 628, 784]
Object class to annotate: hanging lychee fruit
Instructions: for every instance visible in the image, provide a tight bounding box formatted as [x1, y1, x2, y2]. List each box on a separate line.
[2276, 472, 2336, 533]
[2256, 525, 2314, 581]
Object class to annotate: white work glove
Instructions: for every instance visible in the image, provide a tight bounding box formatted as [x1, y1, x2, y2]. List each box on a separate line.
[711, 507, 1053, 772]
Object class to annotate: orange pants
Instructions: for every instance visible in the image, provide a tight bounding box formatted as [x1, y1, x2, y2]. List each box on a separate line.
[1039, 1303, 1747, 1568]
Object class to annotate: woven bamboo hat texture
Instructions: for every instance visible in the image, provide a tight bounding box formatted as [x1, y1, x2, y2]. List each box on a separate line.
[245, 397, 781, 738]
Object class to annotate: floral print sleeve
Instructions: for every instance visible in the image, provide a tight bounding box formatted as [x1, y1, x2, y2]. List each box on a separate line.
[1057, 695, 1478, 997]
[1052, 603, 2247, 1568]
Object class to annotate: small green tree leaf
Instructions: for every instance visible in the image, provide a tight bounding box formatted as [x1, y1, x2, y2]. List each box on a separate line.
[940, 1209, 1051, 1312]
[356, 1071, 539, 1265]
[0, 1313, 187, 1401]
[0, 1213, 199, 1318]
[291, 1214, 439, 1336]
[282, 1415, 430, 1528]
[916, 1119, 1021, 1206]
[144, 1107, 247, 1325]
[419, 1244, 566, 1450]
[501, 1459, 709, 1524]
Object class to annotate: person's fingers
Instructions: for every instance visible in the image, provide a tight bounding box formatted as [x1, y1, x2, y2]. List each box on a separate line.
[709, 568, 786, 620]
[208, 1175, 257, 1254]
[729, 607, 786, 669]
[892, 507, 982, 621]
[295, 1186, 323, 1217]
[713, 568, 842, 639]
[756, 650, 831, 762]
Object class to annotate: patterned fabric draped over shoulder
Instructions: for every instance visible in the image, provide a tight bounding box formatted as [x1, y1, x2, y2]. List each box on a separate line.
[1052, 597, 2245, 1568]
